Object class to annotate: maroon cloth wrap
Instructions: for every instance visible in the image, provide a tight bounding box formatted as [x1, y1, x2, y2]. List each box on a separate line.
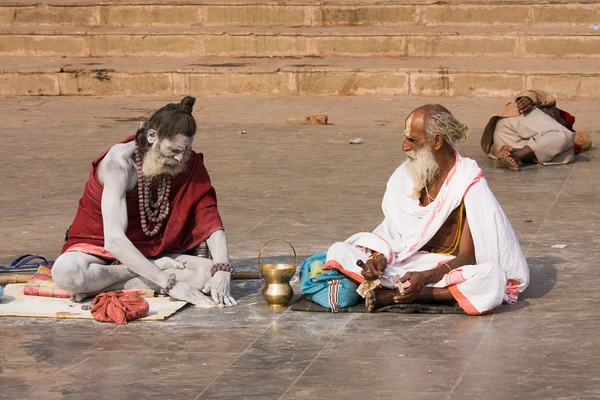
[559, 109, 582, 154]
[559, 109, 575, 132]
[62, 135, 224, 257]
[91, 291, 150, 325]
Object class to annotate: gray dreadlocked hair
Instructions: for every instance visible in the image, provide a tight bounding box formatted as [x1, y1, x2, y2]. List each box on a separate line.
[412, 104, 468, 146]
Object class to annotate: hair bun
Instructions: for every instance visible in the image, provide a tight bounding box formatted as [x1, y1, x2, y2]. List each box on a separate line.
[179, 96, 196, 115]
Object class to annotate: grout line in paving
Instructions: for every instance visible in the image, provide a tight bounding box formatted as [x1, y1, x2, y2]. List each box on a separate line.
[278, 314, 356, 400]
[19, 324, 121, 399]
[408, 314, 450, 331]
[194, 310, 289, 399]
[524, 162, 576, 256]
[447, 314, 494, 400]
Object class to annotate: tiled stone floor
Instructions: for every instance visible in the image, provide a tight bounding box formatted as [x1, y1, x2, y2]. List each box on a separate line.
[0, 96, 598, 399]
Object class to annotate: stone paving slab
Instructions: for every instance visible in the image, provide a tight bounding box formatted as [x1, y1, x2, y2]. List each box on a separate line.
[0, 95, 598, 399]
[4, 55, 600, 74]
[1, 25, 598, 59]
[1, 56, 599, 98]
[2, 0, 599, 28]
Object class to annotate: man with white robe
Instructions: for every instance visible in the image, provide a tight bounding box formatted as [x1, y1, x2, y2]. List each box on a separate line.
[324, 104, 529, 315]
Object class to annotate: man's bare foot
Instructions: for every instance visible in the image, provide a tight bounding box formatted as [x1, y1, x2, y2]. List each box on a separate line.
[365, 287, 397, 312]
[496, 145, 513, 159]
[491, 144, 514, 159]
[71, 293, 89, 302]
[496, 155, 520, 171]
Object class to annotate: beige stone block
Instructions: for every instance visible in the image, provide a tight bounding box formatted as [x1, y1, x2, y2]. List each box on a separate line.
[314, 36, 405, 56]
[423, 5, 529, 26]
[410, 73, 452, 96]
[90, 35, 197, 57]
[319, 6, 417, 26]
[203, 35, 308, 57]
[175, 73, 291, 95]
[528, 76, 600, 99]
[452, 74, 525, 97]
[412, 72, 524, 97]
[524, 37, 600, 58]
[0, 73, 59, 95]
[0, 8, 15, 25]
[100, 6, 201, 27]
[59, 71, 173, 95]
[408, 36, 517, 57]
[532, 5, 600, 25]
[2, 6, 98, 26]
[576, 77, 600, 99]
[0, 35, 88, 56]
[295, 72, 408, 95]
[205, 6, 306, 26]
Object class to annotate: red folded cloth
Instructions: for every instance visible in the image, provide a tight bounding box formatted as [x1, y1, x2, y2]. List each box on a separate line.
[91, 291, 149, 325]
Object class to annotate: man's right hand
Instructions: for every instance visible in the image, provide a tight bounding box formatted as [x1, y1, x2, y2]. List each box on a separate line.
[360, 255, 387, 280]
[168, 280, 216, 308]
[516, 97, 533, 114]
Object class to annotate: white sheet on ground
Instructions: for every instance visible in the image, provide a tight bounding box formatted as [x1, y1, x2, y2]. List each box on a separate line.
[0, 284, 187, 320]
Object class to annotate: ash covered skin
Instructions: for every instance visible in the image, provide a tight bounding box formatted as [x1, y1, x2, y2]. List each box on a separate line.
[141, 129, 193, 178]
[51, 96, 237, 308]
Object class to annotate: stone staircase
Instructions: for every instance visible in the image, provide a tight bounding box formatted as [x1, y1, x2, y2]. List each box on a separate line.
[1, 0, 599, 97]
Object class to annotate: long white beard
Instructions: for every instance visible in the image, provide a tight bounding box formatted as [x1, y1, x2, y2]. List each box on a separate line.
[405, 147, 439, 198]
[141, 146, 189, 178]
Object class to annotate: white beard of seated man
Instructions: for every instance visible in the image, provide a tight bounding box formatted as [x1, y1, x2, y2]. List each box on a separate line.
[52, 96, 237, 307]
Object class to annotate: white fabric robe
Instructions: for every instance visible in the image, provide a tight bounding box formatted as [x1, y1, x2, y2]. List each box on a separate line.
[324, 153, 529, 315]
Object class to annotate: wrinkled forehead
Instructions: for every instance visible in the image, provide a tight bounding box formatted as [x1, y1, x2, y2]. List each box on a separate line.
[403, 113, 414, 137]
[160, 134, 194, 149]
[403, 111, 425, 139]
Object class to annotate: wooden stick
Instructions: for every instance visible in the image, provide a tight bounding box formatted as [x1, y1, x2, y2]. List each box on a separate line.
[232, 271, 262, 280]
[0, 274, 33, 284]
[0, 271, 263, 284]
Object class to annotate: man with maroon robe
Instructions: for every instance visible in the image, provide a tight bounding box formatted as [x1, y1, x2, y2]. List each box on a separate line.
[52, 96, 236, 307]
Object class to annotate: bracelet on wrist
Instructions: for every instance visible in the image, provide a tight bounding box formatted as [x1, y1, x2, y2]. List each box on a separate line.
[160, 273, 176, 295]
[210, 262, 235, 277]
[442, 263, 452, 273]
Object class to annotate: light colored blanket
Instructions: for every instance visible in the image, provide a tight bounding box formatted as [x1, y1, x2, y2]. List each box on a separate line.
[0, 284, 187, 321]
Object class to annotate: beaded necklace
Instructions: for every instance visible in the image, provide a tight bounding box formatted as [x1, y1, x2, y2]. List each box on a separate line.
[134, 144, 171, 237]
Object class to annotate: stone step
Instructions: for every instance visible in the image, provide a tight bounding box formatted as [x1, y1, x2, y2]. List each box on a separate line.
[2, 0, 600, 28]
[2, 56, 598, 98]
[1, 26, 599, 58]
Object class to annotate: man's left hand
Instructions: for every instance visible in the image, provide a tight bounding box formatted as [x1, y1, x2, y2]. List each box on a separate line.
[202, 271, 238, 307]
[398, 270, 433, 297]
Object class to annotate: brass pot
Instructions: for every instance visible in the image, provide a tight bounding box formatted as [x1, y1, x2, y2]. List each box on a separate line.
[258, 239, 297, 307]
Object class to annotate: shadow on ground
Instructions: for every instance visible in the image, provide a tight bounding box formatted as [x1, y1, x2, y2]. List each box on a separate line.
[522, 256, 560, 299]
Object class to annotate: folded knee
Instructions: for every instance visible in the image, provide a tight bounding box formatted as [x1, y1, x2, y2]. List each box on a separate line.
[475, 261, 500, 276]
[473, 262, 506, 288]
[51, 255, 86, 292]
[328, 242, 349, 253]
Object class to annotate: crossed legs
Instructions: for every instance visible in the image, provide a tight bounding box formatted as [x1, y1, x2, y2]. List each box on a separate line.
[52, 251, 213, 301]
